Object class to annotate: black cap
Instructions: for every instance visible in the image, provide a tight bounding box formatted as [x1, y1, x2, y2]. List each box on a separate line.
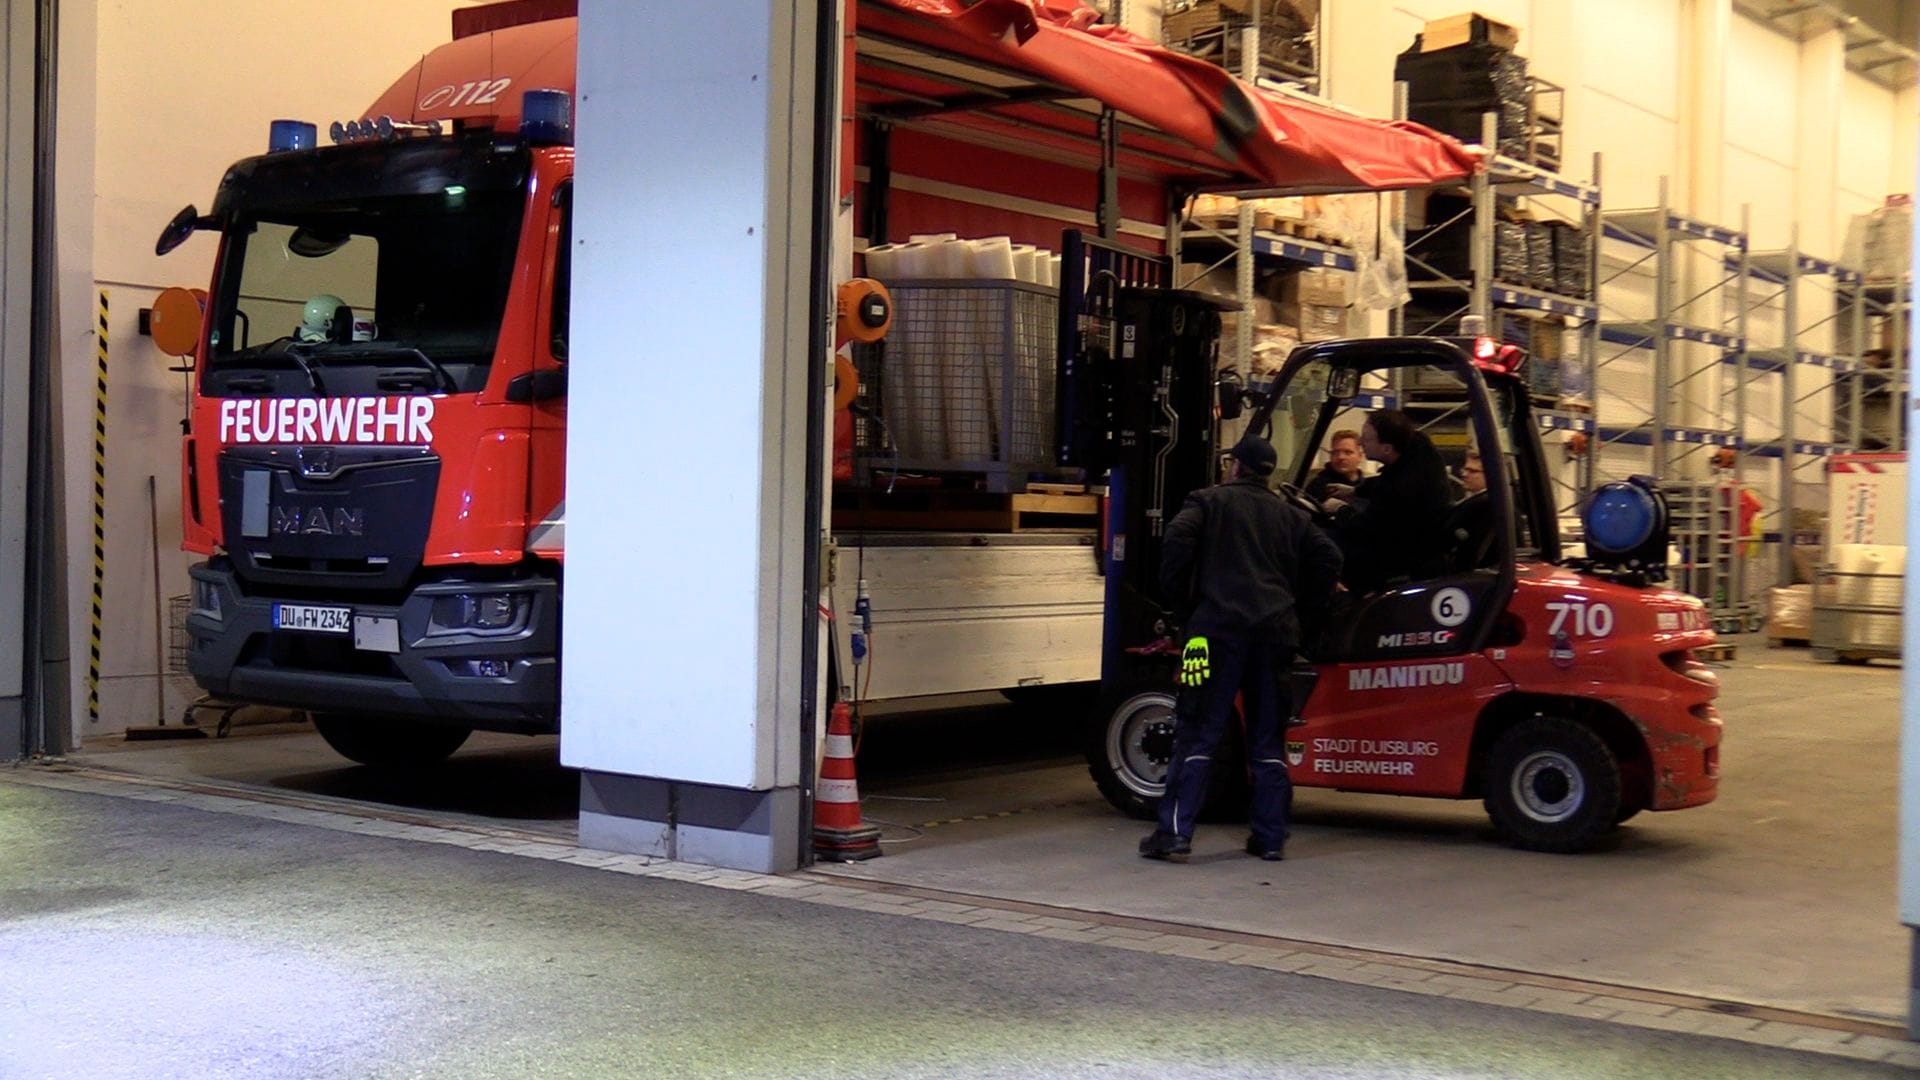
[1230, 434, 1277, 477]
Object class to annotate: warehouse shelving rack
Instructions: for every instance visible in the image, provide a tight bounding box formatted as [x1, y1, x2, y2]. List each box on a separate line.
[1594, 179, 1754, 626]
[1167, 19, 1351, 386]
[1837, 274, 1912, 453]
[1391, 111, 1603, 513]
[1724, 230, 1861, 586]
[1157, 0, 1322, 94]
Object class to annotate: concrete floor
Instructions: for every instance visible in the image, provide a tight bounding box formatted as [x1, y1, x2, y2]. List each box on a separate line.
[1, 779, 1906, 1079]
[72, 640, 1908, 1027]
[841, 642, 1908, 1024]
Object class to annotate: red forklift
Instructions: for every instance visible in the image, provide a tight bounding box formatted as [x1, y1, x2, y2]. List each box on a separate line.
[1068, 267, 1723, 853]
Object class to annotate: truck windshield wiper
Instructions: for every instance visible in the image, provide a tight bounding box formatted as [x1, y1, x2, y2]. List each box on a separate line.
[289, 342, 459, 394]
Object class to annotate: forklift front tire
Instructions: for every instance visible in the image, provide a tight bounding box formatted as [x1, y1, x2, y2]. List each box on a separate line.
[1483, 716, 1622, 853]
[1086, 675, 1248, 822]
[1087, 679, 1178, 820]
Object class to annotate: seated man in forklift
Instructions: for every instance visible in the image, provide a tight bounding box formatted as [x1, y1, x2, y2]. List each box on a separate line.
[1444, 450, 1499, 571]
[1304, 428, 1366, 506]
[1322, 409, 1453, 593]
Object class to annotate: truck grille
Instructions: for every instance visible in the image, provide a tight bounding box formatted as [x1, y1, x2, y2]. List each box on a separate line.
[218, 446, 440, 593]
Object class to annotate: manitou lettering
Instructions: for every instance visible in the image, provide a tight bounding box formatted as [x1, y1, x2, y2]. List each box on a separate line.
[219, 397, 435, 445]
[1346, 662, 1466, 691]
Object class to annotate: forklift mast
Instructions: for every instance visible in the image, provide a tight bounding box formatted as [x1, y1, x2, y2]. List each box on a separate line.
[1055, 230, 1234, 680]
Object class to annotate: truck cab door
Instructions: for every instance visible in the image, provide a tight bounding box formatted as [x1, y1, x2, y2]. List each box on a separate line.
[525, 178, 570, 558]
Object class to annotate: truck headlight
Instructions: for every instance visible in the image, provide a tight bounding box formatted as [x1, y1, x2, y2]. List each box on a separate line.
[191, 579, 223, 621]
[429, 592, 527, 634]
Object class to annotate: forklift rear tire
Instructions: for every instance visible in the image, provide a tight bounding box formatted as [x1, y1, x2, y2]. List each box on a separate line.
[313, 714, 472, 768]
[1086, 676, 1247, 822]
[1483, 717, 1621, 853]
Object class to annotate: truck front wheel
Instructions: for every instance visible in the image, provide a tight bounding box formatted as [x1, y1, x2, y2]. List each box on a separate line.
[313, 714, 472, 768]
[1483, 717, 1622, 853]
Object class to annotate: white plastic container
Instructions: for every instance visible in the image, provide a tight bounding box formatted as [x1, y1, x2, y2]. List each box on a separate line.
[862, 243, 902, 281]
[1011, 244, 1039, 283]
[968, 236, 1016, 280]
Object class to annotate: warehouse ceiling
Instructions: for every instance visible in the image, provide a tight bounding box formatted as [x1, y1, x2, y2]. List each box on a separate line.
[1733, 0, 1918, 89]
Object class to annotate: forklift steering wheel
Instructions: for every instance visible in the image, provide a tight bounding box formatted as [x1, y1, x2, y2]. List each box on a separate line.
[1274, 481, 1326, 520]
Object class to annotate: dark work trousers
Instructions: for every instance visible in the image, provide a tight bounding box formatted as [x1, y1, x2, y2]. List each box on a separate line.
[1157, 635, 1294, 847]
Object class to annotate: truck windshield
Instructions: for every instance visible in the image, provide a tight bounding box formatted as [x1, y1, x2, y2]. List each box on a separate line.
[205, 139, 529, 394]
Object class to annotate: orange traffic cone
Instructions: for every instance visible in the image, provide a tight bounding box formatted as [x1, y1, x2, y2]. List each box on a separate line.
[813, 702, 882, 862]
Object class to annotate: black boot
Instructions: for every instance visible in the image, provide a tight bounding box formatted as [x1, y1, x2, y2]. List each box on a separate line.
[1138, 830, 1191, 862]
[1245, 834, 1285, 861]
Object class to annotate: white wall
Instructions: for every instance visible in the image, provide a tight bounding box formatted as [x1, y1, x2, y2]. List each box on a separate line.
[77, 2, 480, 738]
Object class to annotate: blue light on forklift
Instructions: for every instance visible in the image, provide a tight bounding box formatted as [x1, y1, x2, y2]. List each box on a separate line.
[520, 89, 572, 146]
[268, 120, 317, 153]
[1585, 482, 1660, 557]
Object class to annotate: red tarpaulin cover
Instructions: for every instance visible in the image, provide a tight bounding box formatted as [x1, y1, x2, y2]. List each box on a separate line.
[366, 3, 1474, 195]
[863, 0, 1477, 193]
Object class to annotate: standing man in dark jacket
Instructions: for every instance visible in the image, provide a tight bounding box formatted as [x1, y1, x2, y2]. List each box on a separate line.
[1139, 434, 1343, 863]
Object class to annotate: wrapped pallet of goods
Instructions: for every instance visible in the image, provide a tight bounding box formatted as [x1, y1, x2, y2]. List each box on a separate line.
[1767, 584, 1812, 646]
[1546, 220, 1591, 299]
[1810, 453, 1907, 661]
[1842, 195, 1913, 284]
[1493, 218, 1530, 285]
[1394, 14, 1530, 160]
[1524, 218, 1556, 293]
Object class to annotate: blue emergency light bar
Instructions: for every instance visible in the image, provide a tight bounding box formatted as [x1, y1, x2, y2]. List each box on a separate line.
[521, 89, 572, 146]
[268, 120, 317, 153]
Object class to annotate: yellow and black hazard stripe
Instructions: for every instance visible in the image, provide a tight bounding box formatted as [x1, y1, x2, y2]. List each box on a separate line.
[88, 291, 108, 723]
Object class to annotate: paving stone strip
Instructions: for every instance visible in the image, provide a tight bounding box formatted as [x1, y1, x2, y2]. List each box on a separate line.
[8, 761, 1916, 1068]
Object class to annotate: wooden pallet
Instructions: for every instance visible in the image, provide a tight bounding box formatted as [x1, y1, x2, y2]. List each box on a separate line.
[1695, 642, 1737, 663]
[832, 490, 1101, 533]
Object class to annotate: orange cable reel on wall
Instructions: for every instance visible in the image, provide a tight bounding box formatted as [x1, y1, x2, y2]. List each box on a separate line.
[149, 286, 208, 359]
[832, 278, 891, 479]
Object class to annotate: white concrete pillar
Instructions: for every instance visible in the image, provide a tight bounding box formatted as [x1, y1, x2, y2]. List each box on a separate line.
[1794, 27, 1844, 263]
[1900, 71, 1920, 1042]
[562, 0, 823, 872]
[1678, 0, 1729, 224]
[1676, 0, 1730, 436]
[0, 0, 38, 756]
[1893, 80, 1918, 201]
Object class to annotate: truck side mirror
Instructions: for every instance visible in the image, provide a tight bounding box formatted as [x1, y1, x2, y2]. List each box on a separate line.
[156, 205, 210, 257]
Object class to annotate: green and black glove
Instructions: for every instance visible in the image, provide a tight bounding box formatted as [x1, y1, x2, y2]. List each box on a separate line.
[1180, 636, 1211, 687]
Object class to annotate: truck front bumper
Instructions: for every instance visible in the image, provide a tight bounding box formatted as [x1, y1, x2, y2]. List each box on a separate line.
[184, 562, 559, 732]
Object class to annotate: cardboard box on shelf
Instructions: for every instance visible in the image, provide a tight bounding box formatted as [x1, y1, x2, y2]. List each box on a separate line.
[1277, 268, 1352, 308]
[1421, 12, 1519, 53]
[1281, 301, 1347, 342]
[1177, 261, 1239, 300]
